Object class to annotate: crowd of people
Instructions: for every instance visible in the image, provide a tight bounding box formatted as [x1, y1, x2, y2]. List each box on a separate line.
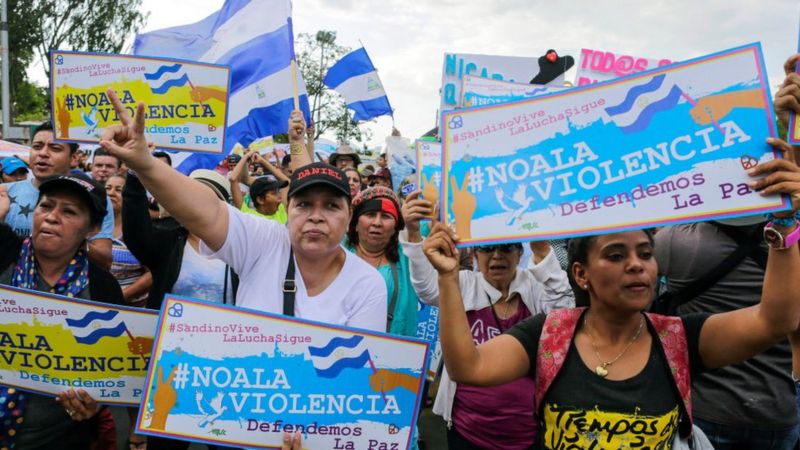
[2, 54, 800, 450]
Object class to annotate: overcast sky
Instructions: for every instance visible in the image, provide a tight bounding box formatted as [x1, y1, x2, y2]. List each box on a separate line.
[94, 0, 800, 147]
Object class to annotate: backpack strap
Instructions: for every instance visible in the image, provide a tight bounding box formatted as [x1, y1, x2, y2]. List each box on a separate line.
[534, 307, 585, 413]
[646, 313, 693, 438]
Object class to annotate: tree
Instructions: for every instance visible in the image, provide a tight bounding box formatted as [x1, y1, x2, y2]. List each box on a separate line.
[5, 0, 148, 121]
[295, 31, 372, 146]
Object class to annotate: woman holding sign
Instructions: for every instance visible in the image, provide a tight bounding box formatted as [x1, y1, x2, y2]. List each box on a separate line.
[0, 173, 124, 450]
[424, 137, 800, 449]
[401, 190, 574, 450]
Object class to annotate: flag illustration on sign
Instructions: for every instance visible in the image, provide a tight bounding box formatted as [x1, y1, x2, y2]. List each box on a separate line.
[308, 335, 371, 378]
[604, 74, 683, 134]
[65, 310, 129, 344]
[144, 63, 190, 95]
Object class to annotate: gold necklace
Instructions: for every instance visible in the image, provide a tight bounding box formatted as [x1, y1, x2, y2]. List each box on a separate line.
[583, 314, 645, 378]
[497, 295, 515, 319]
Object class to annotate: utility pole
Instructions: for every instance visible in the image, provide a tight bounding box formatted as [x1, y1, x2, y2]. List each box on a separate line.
[1, 0, 10, 138]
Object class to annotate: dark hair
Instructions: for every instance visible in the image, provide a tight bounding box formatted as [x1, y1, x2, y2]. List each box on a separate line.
[93, 148, 121, 167]
[153, 151, 173, 166]
[32, 122, 79, 153]
[346, 226, 400, 264]
[281, 154, 291, 167]
[566, 230, 655, 307]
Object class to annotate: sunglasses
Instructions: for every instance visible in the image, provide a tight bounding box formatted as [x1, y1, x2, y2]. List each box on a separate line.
[475, 244, 522, 254]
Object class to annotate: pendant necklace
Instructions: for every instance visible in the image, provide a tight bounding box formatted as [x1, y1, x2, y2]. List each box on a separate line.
[583, 314, 645, 378]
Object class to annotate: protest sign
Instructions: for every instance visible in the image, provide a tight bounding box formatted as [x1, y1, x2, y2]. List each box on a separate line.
[0, 285, 157, 406]
[415, 302, 442, 381]
[50, 50, 230, 153]
[575, 48, 672, 86]
[137, 296, 429, 449]
[441, 53, 545, 111]
[440, 43, 784, 246]
[416, 140, 442, 220]
[461, 75, 565, 108]
[789, 31, 800, 144]
[387, 136, 415, 190]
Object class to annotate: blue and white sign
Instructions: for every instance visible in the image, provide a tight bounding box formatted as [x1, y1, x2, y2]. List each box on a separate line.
[441, 43, 785, 246]
[416, 140, 442, 220]
[461, 75, 565, 108]
[137, 296, 429, 449]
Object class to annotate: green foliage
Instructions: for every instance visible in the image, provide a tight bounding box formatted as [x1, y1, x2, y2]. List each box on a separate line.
[6, 0, 148, 121]
[295, 31, 372, 146]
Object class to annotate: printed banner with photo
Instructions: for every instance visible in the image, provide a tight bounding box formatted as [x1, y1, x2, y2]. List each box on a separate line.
[50, 50, 230, 153]
[0, 285, 157, 406]
[575, 48, 673, 86]
[441, 53, 545, 111]
[461, 75, 566, 108]
[440, 43, 784, 246]
[416, 140, 442, 220]
[136, 296, 429, 449]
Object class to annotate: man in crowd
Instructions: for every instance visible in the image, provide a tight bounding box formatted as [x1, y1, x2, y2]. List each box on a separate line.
[329, 144, 361, 170]
[0, 157, 28, 183]
[91, 148, 121, 185]
[0, 122, 114, 269]
[376, 152, 392, 188]
[228, 151, 289, 224]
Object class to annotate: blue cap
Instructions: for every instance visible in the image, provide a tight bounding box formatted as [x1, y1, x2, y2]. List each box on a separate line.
[1, 157, 28, 175]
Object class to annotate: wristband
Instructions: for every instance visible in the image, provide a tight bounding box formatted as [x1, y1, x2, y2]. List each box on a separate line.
[766, 211, 800, 227]
[764, 219, 800, 250]
[289, 143, 304, 155]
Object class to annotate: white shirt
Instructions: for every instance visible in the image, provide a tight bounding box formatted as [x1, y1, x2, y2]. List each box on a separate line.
[171, 242, 234, 303]
[201, 205, 387, 331]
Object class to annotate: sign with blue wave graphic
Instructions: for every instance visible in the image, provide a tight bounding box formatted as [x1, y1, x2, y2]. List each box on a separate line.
[0, 285, 158, 406]
[136, 296, 429, 449]
[416, 140, 442, 221]
[50, 50, 230, 153]
[441, 43, 786, 246]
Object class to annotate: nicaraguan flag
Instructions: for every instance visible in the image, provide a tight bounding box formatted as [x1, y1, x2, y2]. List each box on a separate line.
[65, 310, 128, 345]
[604, 74, 683, 134]
[144, 63, 190, 95]
[133, 0, 311, 174]
[308, 335, 371, 378]
[324, 47, 392, 122]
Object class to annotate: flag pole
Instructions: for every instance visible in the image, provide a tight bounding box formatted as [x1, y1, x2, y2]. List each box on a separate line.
[291, 59, 300, 111]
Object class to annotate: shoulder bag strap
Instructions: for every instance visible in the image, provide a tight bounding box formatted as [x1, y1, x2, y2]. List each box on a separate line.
[386, 262, 399, 332]
[283, 249, 297, 317]
[655, 225, 760, 314]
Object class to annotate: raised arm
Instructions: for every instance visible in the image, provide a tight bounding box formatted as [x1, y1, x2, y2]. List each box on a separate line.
[400, 190, 441, 304]
[698, 137, 800, 368]
[527, 240, 575, 312]
[289, 111, 312, 171]
[99, 89, 229, 251]
[425, 222, 529, 386]
[228, 152, 255, 210]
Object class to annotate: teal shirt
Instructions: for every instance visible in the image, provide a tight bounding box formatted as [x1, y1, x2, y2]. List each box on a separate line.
[346, 242, 419, 338]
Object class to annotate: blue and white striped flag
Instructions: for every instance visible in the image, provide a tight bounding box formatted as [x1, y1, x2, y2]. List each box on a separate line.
[144, 63, 190, 95]
[307, 335, 371, 378]
[604, 74, 683, 134]
[324, 47, 392, 122]
[133, 0, 311, 174]
[66, 310, 129, 345]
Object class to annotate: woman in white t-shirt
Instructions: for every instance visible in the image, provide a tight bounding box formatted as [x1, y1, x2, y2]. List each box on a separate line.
[99, 91, 386, 332]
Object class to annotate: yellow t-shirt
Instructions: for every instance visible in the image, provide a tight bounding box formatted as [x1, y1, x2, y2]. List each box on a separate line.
[240, 197, 288, 224]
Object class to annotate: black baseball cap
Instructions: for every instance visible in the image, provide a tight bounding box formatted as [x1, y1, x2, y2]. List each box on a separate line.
[38, 173, 107, 226]
[250, 175, 289, 198]
[287, 162, 351, 200]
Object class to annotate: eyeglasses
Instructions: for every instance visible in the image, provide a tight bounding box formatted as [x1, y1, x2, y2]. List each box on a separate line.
[475, 244, 521, 254]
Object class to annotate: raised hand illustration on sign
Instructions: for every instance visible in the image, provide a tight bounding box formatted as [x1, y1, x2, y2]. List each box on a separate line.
[450, 173, 477, 239]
